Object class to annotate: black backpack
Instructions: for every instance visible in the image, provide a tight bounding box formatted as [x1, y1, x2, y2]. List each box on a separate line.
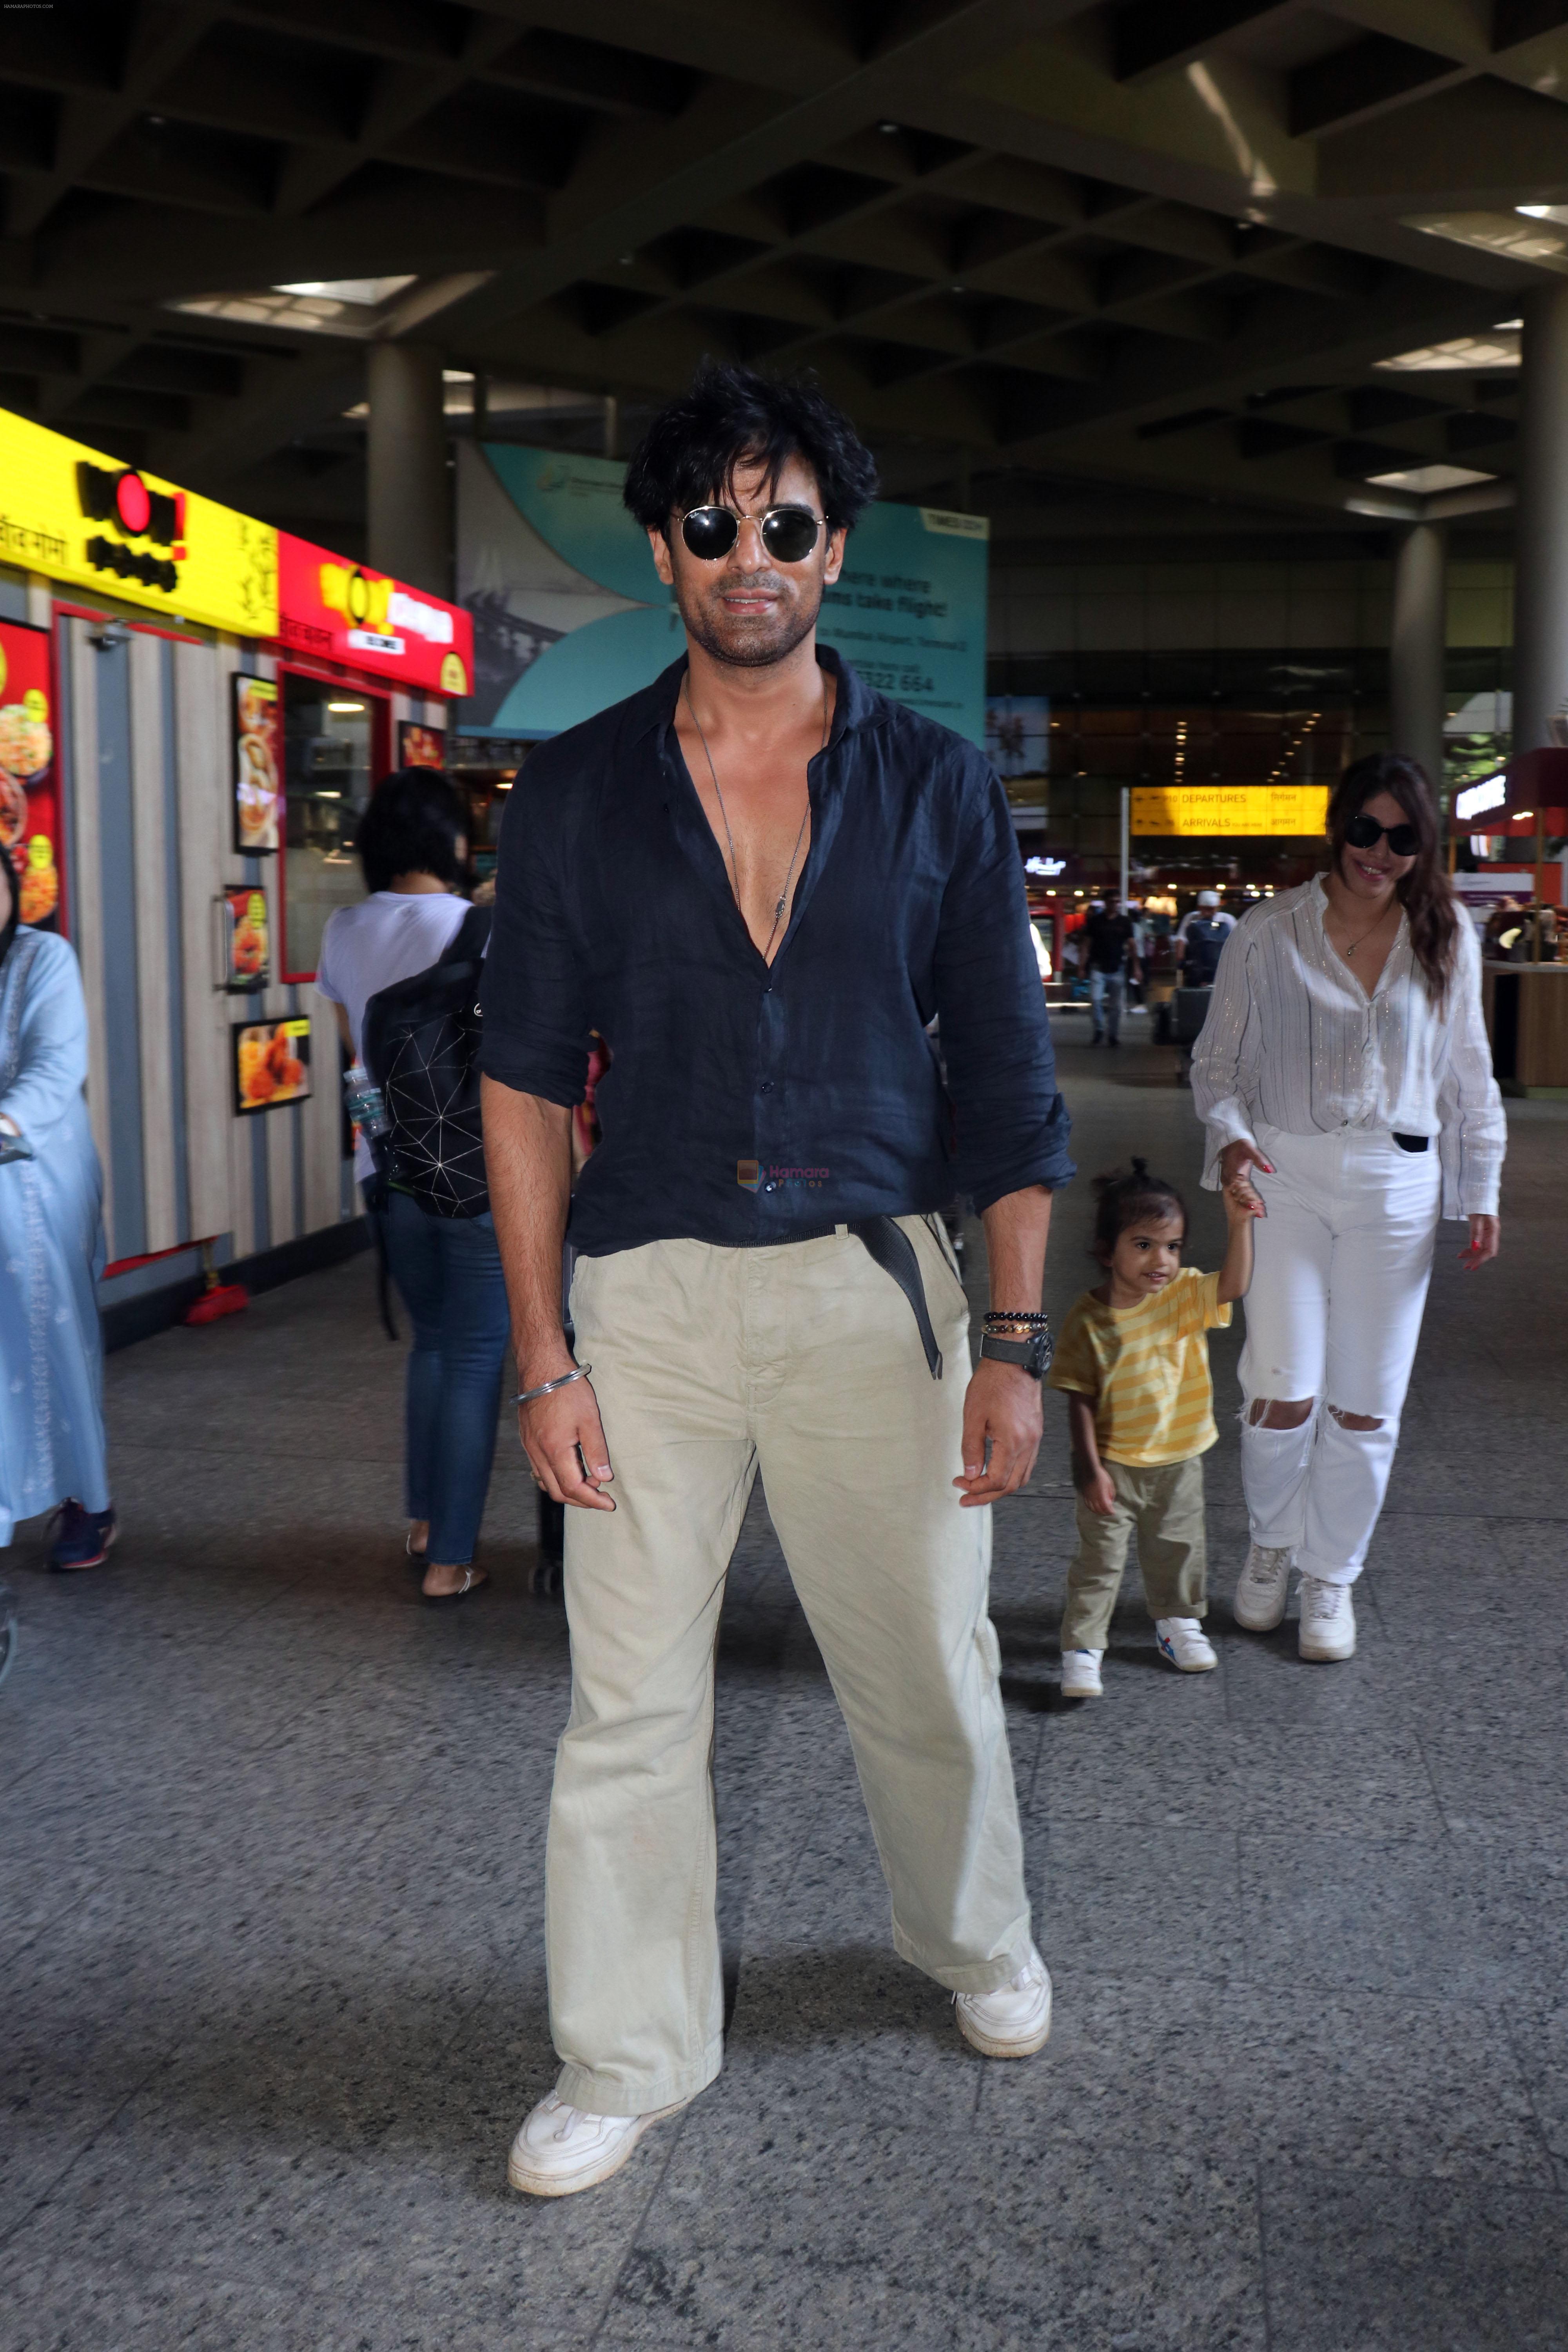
[362, 905, 491, 1219]
[1183, 915, 1229, 987]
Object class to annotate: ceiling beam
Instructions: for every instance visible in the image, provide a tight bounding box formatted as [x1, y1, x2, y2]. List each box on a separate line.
[5, 0, 225, 240]
[1110, 0, 1299, 85]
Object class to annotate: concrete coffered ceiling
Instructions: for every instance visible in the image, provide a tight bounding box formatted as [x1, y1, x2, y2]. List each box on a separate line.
[3, 0, 1566, 554]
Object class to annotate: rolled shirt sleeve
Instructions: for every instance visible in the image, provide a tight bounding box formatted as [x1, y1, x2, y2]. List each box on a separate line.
[1436, 920, 1506, 1220]
[478, 762, 592, 1108]
[933, 763, 1074, 1211]
[1189, 922, 1263, 1190]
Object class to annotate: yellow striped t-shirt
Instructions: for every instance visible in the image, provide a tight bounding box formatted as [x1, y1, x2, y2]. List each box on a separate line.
[1047, 1267, 1231, 1467]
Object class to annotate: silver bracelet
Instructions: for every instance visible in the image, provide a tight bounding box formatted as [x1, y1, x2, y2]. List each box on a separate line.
[512, 1364, 592, 1406]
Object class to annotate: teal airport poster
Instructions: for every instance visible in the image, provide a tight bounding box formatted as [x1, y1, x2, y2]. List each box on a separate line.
[456, 443, 988, 747]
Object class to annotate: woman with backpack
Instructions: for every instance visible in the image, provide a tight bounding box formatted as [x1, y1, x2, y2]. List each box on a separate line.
[317, 768, 508, 1606]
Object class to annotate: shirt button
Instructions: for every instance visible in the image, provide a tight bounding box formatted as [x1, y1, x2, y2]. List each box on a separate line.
[763, 1181, 777, 1193]
[760, 1079, 773, 1093]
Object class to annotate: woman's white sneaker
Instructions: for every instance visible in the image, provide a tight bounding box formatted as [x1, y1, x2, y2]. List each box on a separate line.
[954, 1944, 1053, 2058]
[1298, 1575, 1356, 1661]
[1234, 1543, 1293, 1632]
[507, 2090, 687, 2198]
[1060, 1647, 1103, 1699]
[1154, 1617, 1217, 1671]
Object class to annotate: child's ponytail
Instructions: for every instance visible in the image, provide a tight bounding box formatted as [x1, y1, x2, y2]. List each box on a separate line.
[1091, 1160, 1187, 1263]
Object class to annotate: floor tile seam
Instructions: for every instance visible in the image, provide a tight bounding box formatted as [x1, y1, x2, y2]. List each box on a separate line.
[0, 2042, 177, 2261]
[585, 2102, 700, 2350]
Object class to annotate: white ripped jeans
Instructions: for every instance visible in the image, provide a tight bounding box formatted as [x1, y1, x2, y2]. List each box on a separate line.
[1238, 1124, 1441, 1586]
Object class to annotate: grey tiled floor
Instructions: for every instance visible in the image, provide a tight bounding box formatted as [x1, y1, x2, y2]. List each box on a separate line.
[4, 1018, 1566, 2349]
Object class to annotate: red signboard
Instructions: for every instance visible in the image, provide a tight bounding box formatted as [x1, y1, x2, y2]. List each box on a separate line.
[0, 621, 64, 934]
[275, 534, 472, 698]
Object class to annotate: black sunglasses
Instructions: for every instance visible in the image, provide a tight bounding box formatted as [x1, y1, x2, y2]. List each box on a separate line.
[678, 505, 826, 564]
[1345, 811, 1419, 858]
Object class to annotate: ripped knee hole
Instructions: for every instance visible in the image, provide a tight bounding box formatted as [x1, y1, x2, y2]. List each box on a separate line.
[1327, 1405, 1383, 1431]
[1246, 1398, 1314, 1430]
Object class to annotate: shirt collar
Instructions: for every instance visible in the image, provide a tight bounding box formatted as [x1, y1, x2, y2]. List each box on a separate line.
[630, 642, 884, 750]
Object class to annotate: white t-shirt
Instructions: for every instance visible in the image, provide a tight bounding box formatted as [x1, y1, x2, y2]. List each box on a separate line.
[316, 890, 471, 1178]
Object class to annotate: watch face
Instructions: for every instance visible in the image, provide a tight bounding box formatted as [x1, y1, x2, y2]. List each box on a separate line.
[1028, 1330, 1054, 1377]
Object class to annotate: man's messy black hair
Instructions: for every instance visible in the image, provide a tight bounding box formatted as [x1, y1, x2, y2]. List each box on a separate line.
[622, 360, 880, 538]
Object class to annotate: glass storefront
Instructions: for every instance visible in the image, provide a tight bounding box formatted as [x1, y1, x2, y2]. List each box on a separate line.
[281, 674, 378, 977]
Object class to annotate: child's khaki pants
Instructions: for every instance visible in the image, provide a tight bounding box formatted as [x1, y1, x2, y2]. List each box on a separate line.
[1061, 1454, 1209, 1651]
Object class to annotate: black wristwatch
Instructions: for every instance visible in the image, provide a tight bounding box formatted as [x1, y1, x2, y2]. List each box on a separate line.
[979, 1328, 1054, 1379]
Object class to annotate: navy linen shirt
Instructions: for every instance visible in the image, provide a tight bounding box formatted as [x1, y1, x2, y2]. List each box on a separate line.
[479, 648, 1073, 1255]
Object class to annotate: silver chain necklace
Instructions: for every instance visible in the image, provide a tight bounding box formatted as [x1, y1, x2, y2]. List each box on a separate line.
[682, 674, 829, 963]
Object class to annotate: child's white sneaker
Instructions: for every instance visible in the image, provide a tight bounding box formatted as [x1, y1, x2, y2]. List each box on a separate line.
[1299, 1575, 1356, 1661]
[1060, 1646, 1103, 1698]
[1154, 1617, 1217, 1671]
[1234, 1542, 1293, 1632]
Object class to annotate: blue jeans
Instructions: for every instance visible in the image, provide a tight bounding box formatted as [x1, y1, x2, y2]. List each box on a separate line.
[378, 1191, 511, 1566]
[1089, 966, 1125, 1040]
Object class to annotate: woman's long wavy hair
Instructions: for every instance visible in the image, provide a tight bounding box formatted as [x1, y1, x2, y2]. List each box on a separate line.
[1327, 752, 1459, 1007]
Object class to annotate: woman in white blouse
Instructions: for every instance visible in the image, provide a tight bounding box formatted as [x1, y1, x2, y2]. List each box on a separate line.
[1191, 753, 1504, 1663]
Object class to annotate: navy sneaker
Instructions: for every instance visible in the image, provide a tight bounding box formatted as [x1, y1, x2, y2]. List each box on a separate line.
[49, 1501, 118, 1572]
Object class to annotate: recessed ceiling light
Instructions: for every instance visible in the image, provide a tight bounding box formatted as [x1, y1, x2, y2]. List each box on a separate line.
[879, 120, 900, 133]
[273, 277, 417, 306]
[1366, 463, 1497, 493]
[1376, 334, 1520, 372]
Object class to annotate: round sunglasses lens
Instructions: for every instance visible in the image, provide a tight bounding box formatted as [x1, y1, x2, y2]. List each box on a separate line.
[1389, 826, 1419, 857]
[760, 509, 820, 563]
[682, 508, 738, 559]
[1345, 815, 1380, 848]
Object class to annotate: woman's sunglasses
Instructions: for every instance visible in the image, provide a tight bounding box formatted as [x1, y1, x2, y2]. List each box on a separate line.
[1345, 812, 1419, 858]
[678, 505, 826, 564]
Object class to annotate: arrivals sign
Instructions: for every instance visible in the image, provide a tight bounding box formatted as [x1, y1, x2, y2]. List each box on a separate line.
[276, 534, 472, 697]
[1132, 786, 1329, 837]
[0, 408, 277, 637]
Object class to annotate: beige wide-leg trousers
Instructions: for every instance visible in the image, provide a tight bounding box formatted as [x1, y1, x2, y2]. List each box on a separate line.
[549, 1216, 1033, 2118]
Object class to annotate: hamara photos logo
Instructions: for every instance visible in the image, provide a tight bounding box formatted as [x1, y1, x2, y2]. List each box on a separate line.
[737, 1161, 829, 1192]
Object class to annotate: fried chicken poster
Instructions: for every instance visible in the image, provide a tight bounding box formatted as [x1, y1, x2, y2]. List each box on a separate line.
[0, 621, 63, 933]
[233, 673, 281, 854]
[234, 1017, 310, 1112]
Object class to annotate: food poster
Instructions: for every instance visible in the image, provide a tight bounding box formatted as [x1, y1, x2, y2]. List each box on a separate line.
[0, 621, 64, 932]
[234, 672, 281, 853]
[398, 720, 445, 770]
[234, 1015, 310, 1112]
[221, 886, 269, 992]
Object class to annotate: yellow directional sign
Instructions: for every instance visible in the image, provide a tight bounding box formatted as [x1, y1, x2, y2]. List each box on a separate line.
[1131, 786, 1329, 837]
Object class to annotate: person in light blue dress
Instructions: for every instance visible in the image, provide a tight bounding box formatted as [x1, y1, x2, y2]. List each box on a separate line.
[0, 855, 115, 1571]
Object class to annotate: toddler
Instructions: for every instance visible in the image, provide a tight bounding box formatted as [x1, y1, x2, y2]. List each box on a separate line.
[1047, 1157, 1258, 1699]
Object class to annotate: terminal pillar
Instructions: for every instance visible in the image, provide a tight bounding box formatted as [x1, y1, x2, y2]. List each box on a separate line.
[367, 343, 449, 596]
[1514, 281, 1568, 755]
[1389, 520, 1446, 789]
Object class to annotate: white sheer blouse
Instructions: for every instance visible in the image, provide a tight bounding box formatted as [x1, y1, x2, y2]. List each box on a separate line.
[1190, 877, 1505, 1220]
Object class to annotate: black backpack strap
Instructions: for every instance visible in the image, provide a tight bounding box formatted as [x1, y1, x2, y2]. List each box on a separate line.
[437, 903, 492, 965]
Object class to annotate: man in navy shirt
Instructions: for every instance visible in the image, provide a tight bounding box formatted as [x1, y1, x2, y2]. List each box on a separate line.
[482, 363, 1073, 2198]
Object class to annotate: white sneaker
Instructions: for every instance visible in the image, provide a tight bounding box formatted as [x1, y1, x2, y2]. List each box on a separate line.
[1299, 1575, 1356, 1662]
[506, 2090, 688, 2198]
[955, 1944, 1053, 2059]
[1234, 1543, 1293, 1632]
[1154, 1617, 1217, 1671]
[1060, 1646, 1103, 1699]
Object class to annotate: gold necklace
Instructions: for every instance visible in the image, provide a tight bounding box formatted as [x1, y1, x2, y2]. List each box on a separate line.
[1333, 893, 1396, 960]
[682, 675, 829, 961]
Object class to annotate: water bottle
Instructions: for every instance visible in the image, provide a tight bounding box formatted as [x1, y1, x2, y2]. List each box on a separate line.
[343, 1061, 389, 1140]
